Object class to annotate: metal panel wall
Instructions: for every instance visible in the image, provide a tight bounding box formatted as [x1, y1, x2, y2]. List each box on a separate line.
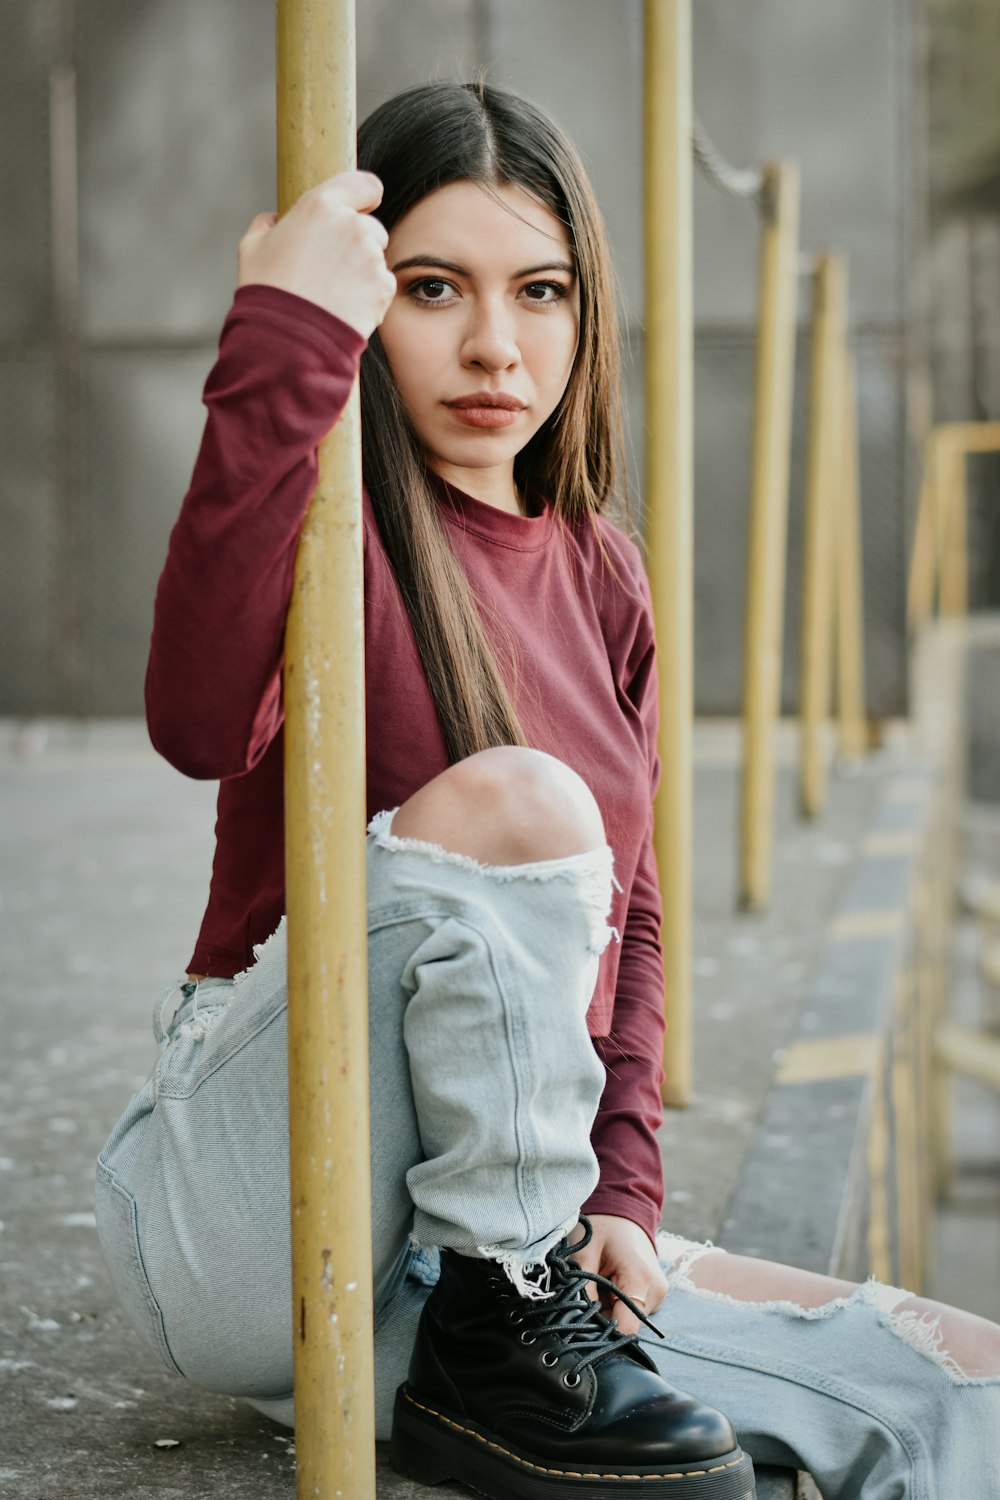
[1, 0, 916, 716]
[487, 0, 914, 715]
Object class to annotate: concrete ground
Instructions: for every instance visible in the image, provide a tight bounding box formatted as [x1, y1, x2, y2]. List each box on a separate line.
[1, 718, 995, 1497]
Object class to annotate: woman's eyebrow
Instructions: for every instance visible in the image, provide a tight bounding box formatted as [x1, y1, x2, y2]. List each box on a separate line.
[390, 255, 576, 278]
[391, 255, 467, 275]
[515, 261, 576, 278]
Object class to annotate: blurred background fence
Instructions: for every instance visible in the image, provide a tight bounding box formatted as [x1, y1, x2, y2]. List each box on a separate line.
[1, 0, 997, 719]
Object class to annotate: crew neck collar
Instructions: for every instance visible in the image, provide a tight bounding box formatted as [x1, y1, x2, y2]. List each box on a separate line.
[432, 474, 554, 552]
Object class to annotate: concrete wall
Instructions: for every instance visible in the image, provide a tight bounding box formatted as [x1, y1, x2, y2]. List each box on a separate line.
[1, 0, 918, 716]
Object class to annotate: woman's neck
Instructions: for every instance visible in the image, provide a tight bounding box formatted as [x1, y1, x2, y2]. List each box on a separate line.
[429, 460, 525, 516]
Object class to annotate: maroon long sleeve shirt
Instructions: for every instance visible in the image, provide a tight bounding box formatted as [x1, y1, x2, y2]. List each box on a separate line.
[146, 284, 666, 1240]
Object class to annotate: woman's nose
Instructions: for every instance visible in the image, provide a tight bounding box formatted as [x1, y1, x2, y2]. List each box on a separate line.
[461, 300, 520, 371]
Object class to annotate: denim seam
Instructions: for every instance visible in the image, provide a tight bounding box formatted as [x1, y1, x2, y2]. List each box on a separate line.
[483, 914, 541, 1250]
[469, 906, 600, 1263]
[367, 901, 477, 933]
[373, 1248, 417, 1329]
[638, 1330, 929, 1497]
[373, 895, 587, 1249]
[155, 997, 289, 1101]
[405, 912, 537, 1253]
[96, 1161, 185, 1378]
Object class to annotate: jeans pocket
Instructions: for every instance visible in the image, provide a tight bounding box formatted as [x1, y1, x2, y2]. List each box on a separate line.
[94, 1160, 183, 1377]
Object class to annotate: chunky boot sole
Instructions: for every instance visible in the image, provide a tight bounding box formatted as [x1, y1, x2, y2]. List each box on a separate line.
[391, 1385, 757, 1500]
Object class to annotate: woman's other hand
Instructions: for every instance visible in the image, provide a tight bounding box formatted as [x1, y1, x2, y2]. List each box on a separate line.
[572, 1213, 668, 1337]
[237, 170, 397, 338]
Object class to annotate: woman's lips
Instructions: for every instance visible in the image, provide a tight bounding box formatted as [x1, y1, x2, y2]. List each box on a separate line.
[444, 394, 526, 429]
[446, 405, 522, 428]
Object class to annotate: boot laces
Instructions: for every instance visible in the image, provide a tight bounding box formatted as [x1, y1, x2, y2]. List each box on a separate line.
[492, 1218, 664, 1384]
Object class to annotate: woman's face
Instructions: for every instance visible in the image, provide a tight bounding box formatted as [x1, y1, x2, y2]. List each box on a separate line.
[378, 179, 580, 512]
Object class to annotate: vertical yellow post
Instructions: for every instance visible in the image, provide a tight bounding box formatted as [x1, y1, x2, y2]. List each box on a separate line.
[909, 422, 1000, 625]
[799, 254, 845, 819]
[938, 440, 969, 616]
[892, 968, 924, 1293]
[867, 1038, 892, 1284]
[739, 160, 800, 912]
[907, 431, 940, 630]
[644, 0, 693, 1108]
[835, 350, 867, 759]
[276, 4, 375, 1498]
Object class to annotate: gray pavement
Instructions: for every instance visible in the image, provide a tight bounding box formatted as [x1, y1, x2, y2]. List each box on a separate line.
[0, 717, 992, 1497]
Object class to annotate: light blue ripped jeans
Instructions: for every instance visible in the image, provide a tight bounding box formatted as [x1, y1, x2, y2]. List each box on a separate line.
[94, 811, 1000, 1499]
[94, 810, 611, 1424]
[648, 1234, 1000, 1500]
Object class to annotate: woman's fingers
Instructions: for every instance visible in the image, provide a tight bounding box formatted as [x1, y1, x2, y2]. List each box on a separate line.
[238, 212, 279, 258]
[609, 1273, 667, 1336]
[575, 1213, 669, 1334]
[311, 168, 385, 217]
[234, 170, 395, 337]
[240, 166, 382, 244]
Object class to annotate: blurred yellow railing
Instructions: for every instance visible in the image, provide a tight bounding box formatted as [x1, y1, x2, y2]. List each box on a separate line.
[740, 245, 869, 904]
[908, 421, 1000, 627]
[797, 254, 870, 819]
[738, 161, 800, 912]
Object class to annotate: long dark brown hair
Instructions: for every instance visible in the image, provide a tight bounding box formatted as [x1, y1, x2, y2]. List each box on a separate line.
[358, 81, 625, 762]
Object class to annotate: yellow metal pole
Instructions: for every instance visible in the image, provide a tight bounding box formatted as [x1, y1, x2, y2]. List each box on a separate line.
[867, 1038, 892, 1284]
[930, 430, 952, 614]
[835, 350, 867, 759]
[798, 254, 845, 819]
[913, 864, 937, 1287]
[644, 0, 693, 1108]
[892, 969, 924, 1293]
[938, 442, 969, 616]
[938, 419, 1000, 616]
[276, 4, 375, 1498]
[739, 160, 800, 912]
[909, 422, 1000, 627]
[906, 432, 939, 630]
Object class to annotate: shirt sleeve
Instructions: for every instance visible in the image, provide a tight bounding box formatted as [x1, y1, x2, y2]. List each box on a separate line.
[582, 561, 666, 1243]
[144, 284, 367, 780]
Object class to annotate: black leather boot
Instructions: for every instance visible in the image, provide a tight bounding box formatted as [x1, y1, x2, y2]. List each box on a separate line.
[391, 1219, 756, 1499]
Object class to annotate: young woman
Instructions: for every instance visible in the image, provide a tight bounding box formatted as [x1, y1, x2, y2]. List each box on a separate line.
[95, 82, 1000, 1500]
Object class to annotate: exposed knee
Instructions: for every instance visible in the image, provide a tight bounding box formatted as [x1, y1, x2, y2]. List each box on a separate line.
[390, 746, 606, 866]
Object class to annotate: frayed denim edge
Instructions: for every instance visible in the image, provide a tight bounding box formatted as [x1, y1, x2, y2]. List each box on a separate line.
[368, 807, 622, 957]
[408, 1217, 576, 1303]
[656, 1231, 988, 1384]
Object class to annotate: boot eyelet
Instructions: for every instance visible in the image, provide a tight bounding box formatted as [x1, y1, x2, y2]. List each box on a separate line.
[508, 1312, 523, 1325]
[563, 1370, 581, 1388]
[541, 1351, 559, 1367]
[520, 1331, 536, 1346]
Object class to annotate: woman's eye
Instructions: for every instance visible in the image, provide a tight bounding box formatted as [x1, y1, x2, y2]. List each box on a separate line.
[411, 278, 456, 304]
[522, 281, 567, 304]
